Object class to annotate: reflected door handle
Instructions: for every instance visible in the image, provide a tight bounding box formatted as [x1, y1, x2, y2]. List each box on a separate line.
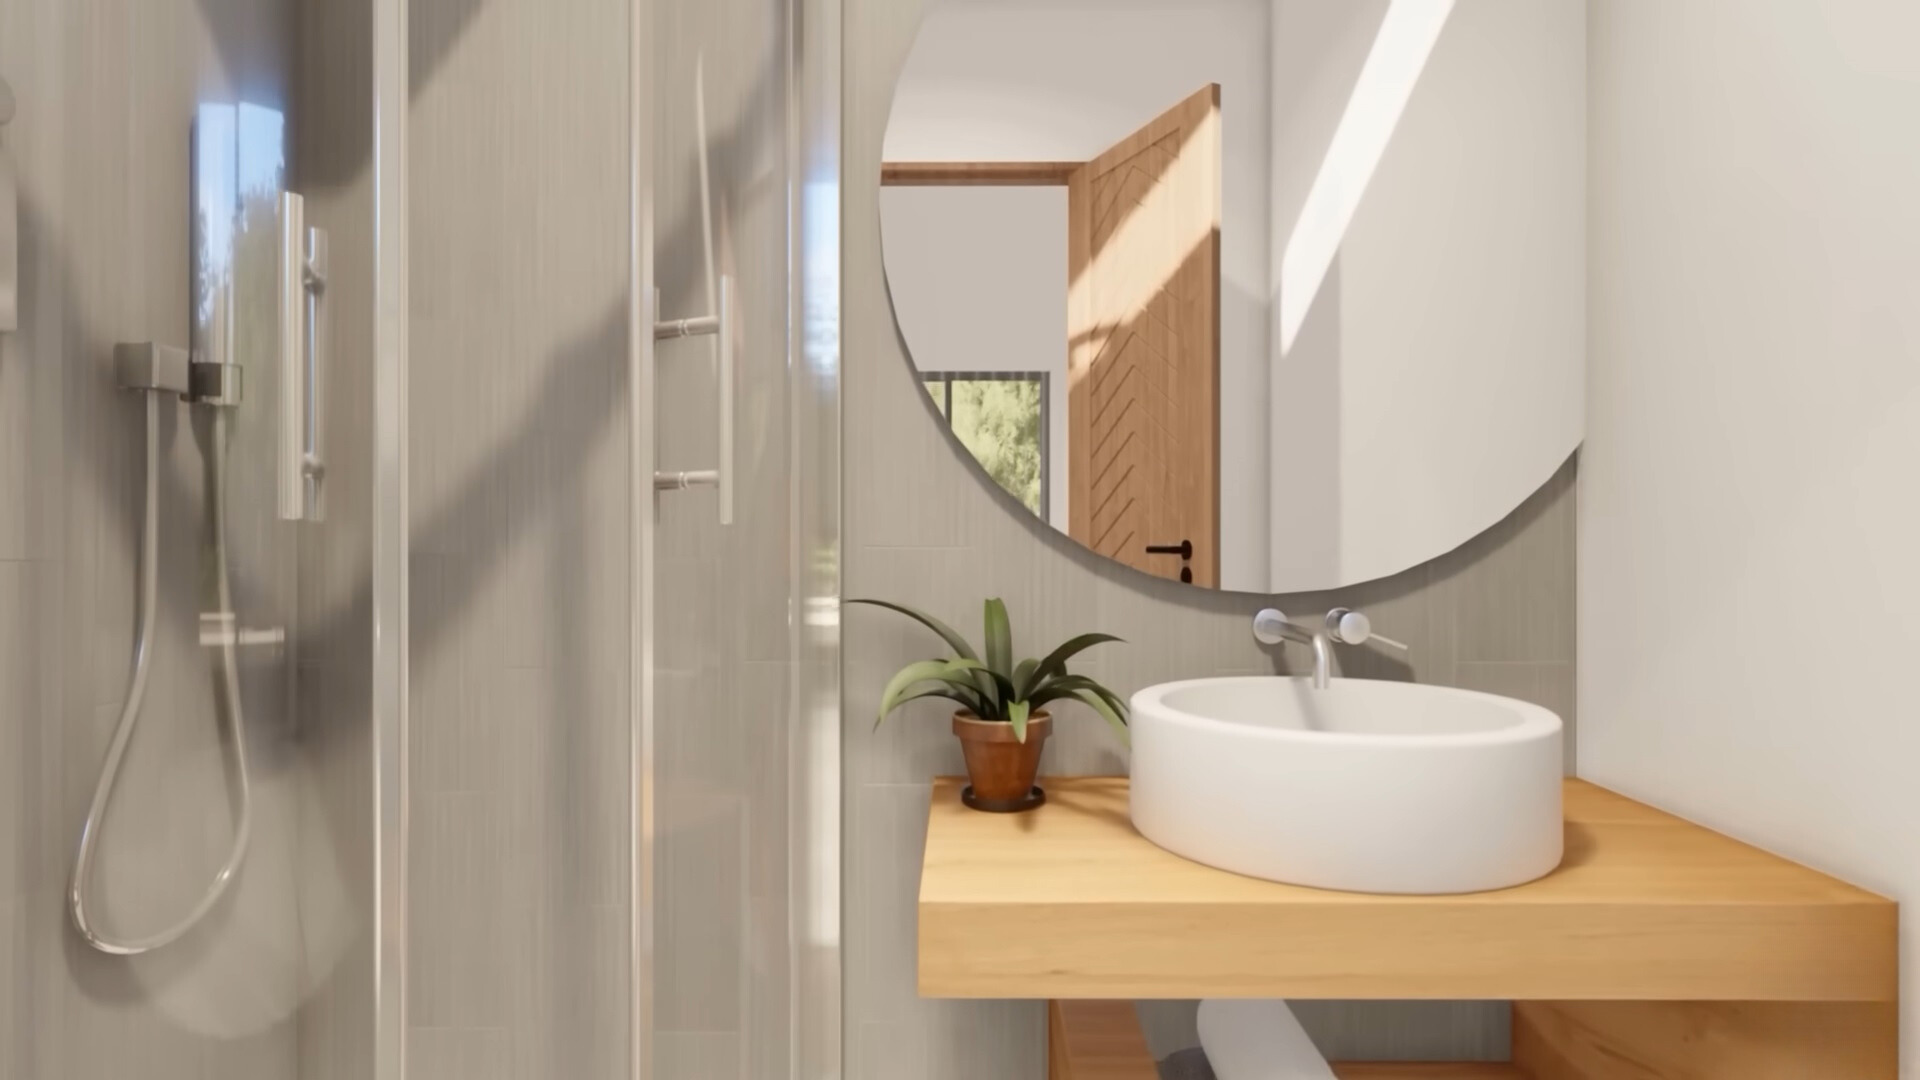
[1145, 539, 1195, 583]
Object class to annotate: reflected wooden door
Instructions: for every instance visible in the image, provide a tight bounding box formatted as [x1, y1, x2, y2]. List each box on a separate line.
[1066, 85, 1221, 587]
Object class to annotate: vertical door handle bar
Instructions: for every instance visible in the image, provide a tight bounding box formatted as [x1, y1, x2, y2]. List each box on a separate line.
[649, 56, 732, 526]
[0, 75, 16, 334]
[278, 192, 327, 521]
[716, 273, 733, 526]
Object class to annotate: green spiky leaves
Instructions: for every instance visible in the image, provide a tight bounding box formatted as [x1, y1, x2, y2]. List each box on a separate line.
[848, 598, 1130, 746]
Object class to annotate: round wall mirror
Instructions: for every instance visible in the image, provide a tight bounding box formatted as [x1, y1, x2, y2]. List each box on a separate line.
[880, 0, 1585, 592]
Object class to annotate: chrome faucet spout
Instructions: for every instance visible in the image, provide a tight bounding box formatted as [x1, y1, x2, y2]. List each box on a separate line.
[1252, 608, 1337, 687]
[1253, 607, 1408, 689]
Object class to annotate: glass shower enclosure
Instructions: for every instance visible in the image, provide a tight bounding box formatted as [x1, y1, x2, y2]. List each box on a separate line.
[0, 0, 840, 1077]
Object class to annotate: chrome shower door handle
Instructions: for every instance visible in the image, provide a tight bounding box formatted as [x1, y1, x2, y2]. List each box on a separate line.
[306, 225, 328, 521]
[650, 273, 735, 526]
[1, 75, 16, 334]
[278, 192, 326, 522]
[277, 193, 303, 520]
[716, 273, 734, 526]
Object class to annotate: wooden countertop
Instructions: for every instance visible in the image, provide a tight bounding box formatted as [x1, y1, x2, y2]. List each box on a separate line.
[919, 777, 1896, 1002]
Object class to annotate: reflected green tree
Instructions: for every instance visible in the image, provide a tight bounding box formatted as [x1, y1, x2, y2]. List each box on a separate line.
[949, 379, 1042, 516]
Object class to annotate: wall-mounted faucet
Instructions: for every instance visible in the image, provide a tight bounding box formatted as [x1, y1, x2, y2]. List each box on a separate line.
[1253, 607, 1408, 689]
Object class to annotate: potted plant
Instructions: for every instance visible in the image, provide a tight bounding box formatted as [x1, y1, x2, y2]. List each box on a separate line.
[849, 597, 1130, 812]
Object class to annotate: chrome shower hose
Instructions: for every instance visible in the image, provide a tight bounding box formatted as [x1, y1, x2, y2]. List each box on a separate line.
[69, 392, 254, 955]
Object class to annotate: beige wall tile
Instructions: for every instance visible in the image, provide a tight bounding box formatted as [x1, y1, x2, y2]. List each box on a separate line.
[1138, 1000, 1512, 1064]
[1456, 661, 1578, 772]
[1435, 455, 1579, 665]
[921, 998, 1049, 1080]
[657, 790, 748, 1032]
[408, 792, 525, 1029]
[847, 783, 933, 1028]
[854, 1020, 928, 1080]
[408, 1027, 514, 1080]
[1288, 1001, 1512, 1062]
[656, 1030, 744, 1080]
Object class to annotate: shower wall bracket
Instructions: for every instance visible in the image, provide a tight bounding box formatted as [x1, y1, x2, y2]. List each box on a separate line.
[115, 342, 191, 397]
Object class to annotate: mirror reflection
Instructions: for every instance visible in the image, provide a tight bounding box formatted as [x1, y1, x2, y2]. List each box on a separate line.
[882, 0, 1586, 592]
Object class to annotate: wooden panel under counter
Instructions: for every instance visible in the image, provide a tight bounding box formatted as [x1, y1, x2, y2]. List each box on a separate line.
[919, 777, 1896, 1002]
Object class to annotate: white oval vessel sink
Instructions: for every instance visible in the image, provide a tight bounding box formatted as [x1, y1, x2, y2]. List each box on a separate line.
[1130, 677, 1564, 894]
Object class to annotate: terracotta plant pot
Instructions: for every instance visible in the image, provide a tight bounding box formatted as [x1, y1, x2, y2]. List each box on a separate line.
[953, 710, 1051, 812]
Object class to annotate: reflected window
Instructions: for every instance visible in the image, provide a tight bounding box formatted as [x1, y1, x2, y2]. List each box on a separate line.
[922, 372, 1048, 520]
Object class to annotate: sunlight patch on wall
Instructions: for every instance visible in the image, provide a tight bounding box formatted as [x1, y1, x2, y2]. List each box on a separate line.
[1278, 0, 1454, 356]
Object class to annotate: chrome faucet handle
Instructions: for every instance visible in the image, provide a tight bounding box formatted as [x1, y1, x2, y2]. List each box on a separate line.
[1326, 608, 1409, 652]
[1252, 608, 1297, 646]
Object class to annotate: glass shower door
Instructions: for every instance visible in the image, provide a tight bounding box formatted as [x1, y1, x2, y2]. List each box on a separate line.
[402, 0, 841, 1075]
[643, 0, 851, 1074]
[647, 2, 794, 1076]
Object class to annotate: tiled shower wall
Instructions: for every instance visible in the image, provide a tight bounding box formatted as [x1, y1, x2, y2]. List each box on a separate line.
[841, 0, 1579, 1072]
[1, 1, 377, 1078]
[0, 8, 282, 1074]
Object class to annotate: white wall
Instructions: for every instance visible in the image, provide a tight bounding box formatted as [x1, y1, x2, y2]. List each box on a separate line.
[1269, 0, 1586, 588]
[884, 0, 1273, 589]
[881, 185, 1070, 525]
[1582, 0, 1920, 1070]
